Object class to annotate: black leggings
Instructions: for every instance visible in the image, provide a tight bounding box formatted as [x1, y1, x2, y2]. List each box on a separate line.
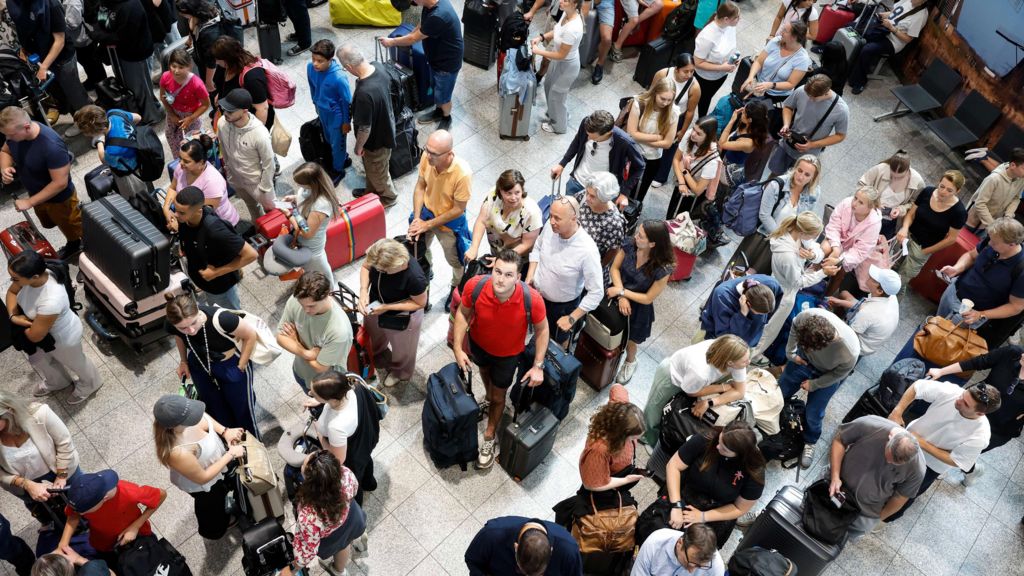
[635, 155, 664, 204]
[695, 74, 730, 118]
[190, 477, 232, 540]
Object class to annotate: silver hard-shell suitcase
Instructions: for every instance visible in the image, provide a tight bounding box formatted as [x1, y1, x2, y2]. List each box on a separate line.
[498, 65, 535, 141]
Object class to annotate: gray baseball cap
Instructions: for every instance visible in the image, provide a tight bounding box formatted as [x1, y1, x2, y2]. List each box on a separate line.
[153, 394, 205, 428]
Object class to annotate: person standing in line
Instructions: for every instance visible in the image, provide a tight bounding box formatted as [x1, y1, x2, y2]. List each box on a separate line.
[162, 136, 239, 230]
[158, 49, 211, 160]
[465, 170, 544, 264]
[625, 77, 680, 202]
[217, 89, 278, 221]
[965, 148, 1024, 237]
[381, 0, 464, 131]
[648, 53, 702, 189]
[337, 43, 398, 208]
[582, 0, 615, 85]
[767, 0, 819, 42]
[893, 172, 966, 293]
[465, 516, 583, 575]
[307, 39, 351, 185]
[282, 0, 312, 56]
[0, 511, 34, 576]
[769, 75, 848, 177]
[692, 1, 740, 118]
[550, 110, 646, 202]
[276, 271, 353, 393]
[531, 0, 584, 134]
[739, 21, 812, 103]
[89, 0, 163, 124]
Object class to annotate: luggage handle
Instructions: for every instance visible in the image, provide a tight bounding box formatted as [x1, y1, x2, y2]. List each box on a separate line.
[454, 366, 473, 397]
[105, 45, 129, 89]
[549, 173, 563, 199]
[255, 534, 287, 556]
[85, 309, 117, 341]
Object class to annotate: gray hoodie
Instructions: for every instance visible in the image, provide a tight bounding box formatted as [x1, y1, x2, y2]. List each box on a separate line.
[968, 163, 1024, 228]
[217, 113, 275, 209]
[754, 233, 826, 356]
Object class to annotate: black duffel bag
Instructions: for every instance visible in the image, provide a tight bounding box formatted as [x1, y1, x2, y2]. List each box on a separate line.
[117, 535, 192, 576]
[801, 479, 860, 546]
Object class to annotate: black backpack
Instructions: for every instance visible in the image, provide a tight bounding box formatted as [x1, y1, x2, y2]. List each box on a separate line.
[758, 399, 805, 466]
[105, 112, 166, 182]
[728, 546, 798, 576]
[662, 0, 699, 43]
[878, 358, 925, 412]
[499, 11, 529, 51]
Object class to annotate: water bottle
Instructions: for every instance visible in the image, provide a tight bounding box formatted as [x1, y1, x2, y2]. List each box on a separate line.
[728, 52, 741, 65]
[800, 301, 810, 311]
[291, 202, 310, 234]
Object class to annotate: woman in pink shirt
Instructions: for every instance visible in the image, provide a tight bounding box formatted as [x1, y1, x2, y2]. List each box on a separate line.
[162, 135, 240, 231]
[822, 186, 883, 272]
[158, 49, 210, 159]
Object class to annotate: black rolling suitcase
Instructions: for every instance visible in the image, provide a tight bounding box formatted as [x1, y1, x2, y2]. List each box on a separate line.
[633, 36, 675, 87]
[389, 107, 421, 178]
[257, 23, 283, 65]
[241, 518, 294, 576]
[422, 363, 480, 471]
[84, 165, 117, 201]
[81, 195, 171, 300]
[736, 485, 841, 576]
[299, 118, 333, 169]
[730, 56, 753, 96]
[375, 42, 418, 113]
[498, 403, 559, 481]
[842, 384, 888, 423]
[95, 46, 136, 113]
[463, 0, 498, 70]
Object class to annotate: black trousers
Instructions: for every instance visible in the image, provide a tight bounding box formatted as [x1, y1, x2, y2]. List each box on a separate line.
[848, 37, 895, 88]
[884, 466, 940, 523]
[190, 477, 232, 540]
[695, 73, 729, 118]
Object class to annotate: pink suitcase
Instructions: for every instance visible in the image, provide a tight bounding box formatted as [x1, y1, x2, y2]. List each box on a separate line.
[78, 253, 192, 330]
[326, 193, 387, 269]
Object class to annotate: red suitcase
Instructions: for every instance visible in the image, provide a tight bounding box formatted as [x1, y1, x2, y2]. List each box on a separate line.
[909, 228, 980, 304]
[0, 215, 59, 260]
[326, 194, 387, 270]
[574, 331, 623, 391]
[815, 3, 857, 44]
[670, 247, 698, 281]
[255, 209, 290, 240]
[614, 2, 653, 48]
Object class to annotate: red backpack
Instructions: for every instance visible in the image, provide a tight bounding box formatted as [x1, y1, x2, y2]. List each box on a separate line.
[240, 58, 296, 108]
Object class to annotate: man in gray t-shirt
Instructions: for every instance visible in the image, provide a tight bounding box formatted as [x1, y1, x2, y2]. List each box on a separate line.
[828, 415, 925, 540]
[769, 74, 849, 175]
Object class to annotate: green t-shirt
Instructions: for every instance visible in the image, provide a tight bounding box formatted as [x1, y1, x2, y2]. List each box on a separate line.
[278, 296, 352, 383]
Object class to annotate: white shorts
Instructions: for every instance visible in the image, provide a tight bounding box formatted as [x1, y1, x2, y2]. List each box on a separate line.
[619, 0, 640, 18]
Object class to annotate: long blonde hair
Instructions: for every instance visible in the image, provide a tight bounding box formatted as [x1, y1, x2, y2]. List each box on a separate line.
[153, 421, 183, 467]
[637, 77, 676, 139]
[770, 210, 823, 240]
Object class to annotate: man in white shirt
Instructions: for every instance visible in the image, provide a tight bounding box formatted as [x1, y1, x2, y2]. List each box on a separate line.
[631, 525, 725, 576]
[884, 380, 999, 521]
[828, 264, 901, 356]
[551, 110, 646, 203]
[849, 0, 929, 93]
[526, 196, 603, 347]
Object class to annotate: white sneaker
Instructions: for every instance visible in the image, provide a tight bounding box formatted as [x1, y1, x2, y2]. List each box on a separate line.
[962, 462, 984, 487]
[317, 557, 346, 576]
[965, 149, 988, 161]
[32, 382, 51, 397]
[650, 181, 663, 189]
[541, 122, 556, 133]
[476, 437, 497, 469]
[736, 510, 757, 527]
[800, 444, 815, 468]
[352, 532, 368, 555]
[64, 124, 81, 138]
[616, 360, 637, 383]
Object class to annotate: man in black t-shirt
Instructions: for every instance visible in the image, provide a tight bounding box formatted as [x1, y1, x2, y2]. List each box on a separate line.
[172, 186, 257, 309]
[338, 43, 398, 207]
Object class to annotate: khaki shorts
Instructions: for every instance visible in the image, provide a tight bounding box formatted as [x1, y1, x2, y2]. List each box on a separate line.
[34, 192, 83, 241]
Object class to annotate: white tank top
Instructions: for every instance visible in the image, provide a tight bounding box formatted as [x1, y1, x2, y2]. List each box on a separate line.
[666, 68, 694, 111]
[169, 415, 227, 493]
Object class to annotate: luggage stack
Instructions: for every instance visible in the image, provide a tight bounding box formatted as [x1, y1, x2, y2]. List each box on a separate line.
[389, 23, 435, 111]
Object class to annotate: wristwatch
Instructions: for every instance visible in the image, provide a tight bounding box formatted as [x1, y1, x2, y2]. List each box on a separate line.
[672, 501, 686, 509]
[618, 289, 625, 298]
[534, 362, 544, 369]
[567, 315, 576, 326]
[708, 399, 715, 408]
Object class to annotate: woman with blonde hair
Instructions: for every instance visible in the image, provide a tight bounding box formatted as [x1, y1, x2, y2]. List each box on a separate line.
[858, 150, 925, 238]
[0, 392, 81, 510]
[821, 186, 884, 272]
[755, 211, 839, 358]
[283, 163, 343, 279]
[641, 334, 751, 447]
[626, 76, 680, 202]
[31, 551, 114, 576]
[152, 394, 244, 540]
[357, 238, 428, 387]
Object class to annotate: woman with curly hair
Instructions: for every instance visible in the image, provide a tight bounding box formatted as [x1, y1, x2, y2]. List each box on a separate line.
[211, 36, 275, 128]
[664, 421, 766, 547]
[280, 450, 365, 576]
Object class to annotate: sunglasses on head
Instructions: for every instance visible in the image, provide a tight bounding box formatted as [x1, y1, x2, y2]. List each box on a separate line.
[554, 196, 578, 215]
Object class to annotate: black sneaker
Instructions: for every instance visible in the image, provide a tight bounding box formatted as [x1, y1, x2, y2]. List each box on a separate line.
[591, 64, 604, 85]
[352, 188, 369, 198]
[287, 45, 309, 57]
[811, 45, 824, 55]
[56, 240, 81, 261]
[343, 157, 352, 170]
[417, 108, 444, 125]
[330, 170, 345, 186]
[851, 84, 866, 95]
[438, 115, 452, 132]
[444, 290, 453, 313]
[287, 33, 298, 42]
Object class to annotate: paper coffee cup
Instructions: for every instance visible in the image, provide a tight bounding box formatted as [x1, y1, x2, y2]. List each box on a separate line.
[960, 299, 974, 314]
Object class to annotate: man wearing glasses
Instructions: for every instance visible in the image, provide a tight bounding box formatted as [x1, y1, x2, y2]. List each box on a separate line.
[465, 516, 582, 576]
[551, 110, 646, 204]
[408, 129, 473, 312]
[884, 380, 1000, 522]
[631, 524, 724, 576]
[526, 195, 603, 347]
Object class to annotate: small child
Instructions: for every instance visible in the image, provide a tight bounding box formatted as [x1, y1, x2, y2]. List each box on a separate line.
[74, 104, 149, 196]
[159, 49, 211, 159]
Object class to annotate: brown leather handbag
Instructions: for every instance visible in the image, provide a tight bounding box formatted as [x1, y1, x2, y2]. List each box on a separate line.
[571, 493, 638, 554]
[913, 316, 988, 377]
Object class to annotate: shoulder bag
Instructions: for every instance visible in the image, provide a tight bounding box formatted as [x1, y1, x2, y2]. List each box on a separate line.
[913, 316, 987, 377]
[373, 271, 412, 331]
[236, 432, 277, 496]
[571, 492, 638, 554]
[212, 308, 284, 365]
[786, 93, 840, 148]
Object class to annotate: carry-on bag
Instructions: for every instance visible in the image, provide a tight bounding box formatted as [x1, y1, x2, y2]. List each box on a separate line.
[633, 36, 676, 88]
[257, 22, 283, 65]
[116, 535, 192, 576]
[80, 195, 171, 300]
[299, 117, 334, 169]
[802, 479, 860, 546]
[498, 53, 535, 141]
[913, 316, 987, 376]
[422, 363, 480, 470]
[325, 193, 388, 269]
[735, 485, 841, 576]
[574, 331, 623, 391]
[842, 384, 888, 423]
[375, 37, 418, 113]
[578, 9, 599, 67]
[498, 401, 559, 481]
[613, 1, 653, 48]
[235, 464, 287, 525]
[816, 1, 857, 44]
[572, 492, 638, 554]
[329, 0, 402, 27]
[0, 212, 58, 260]
[462, 0, 499, 70]
[389, 23, 434, 111]
[241, 518, 294, 576]
[221, 0, 257, 26]
[95, 46, 136, 113]
[511, 338, 580, 420]
[84, 165, 117, 201]
[78, 253, 191, 327]
[390, 106, 421, 178]
[583, 297, 628, 350]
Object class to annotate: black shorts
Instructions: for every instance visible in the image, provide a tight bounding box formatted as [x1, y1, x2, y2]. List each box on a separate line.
[469, 337, 520, 390]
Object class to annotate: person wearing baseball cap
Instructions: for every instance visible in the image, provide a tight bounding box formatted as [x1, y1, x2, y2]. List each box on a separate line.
[152, 394, 245, 540]
[217, 88, 278, 222]
[59, 469, 166, 558]
[827, 264, 901, 357]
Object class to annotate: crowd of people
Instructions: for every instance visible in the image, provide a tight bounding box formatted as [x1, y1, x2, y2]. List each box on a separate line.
[1, 0, 1023, 575]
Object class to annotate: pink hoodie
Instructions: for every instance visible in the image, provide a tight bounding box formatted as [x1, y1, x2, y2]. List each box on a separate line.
[825, 196, 883, 271]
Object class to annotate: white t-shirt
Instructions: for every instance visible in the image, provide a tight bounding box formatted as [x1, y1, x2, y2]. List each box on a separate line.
[694, 21, 737, 81]
[887, 0, 928, 53]
[667, 69, 695, 112]
[633, 99, 680, 160]
[847, 295, 899, 356]
[16, 272, 81, 347]
[776, 0, 821, 40]
[906, 380, 990, 474]
[680, 130, 721, 181]
[668, 339, 747, 394]
[574, 136, 613, 184]
[317, 390, 359, 448]
[553, 14, 585, 63]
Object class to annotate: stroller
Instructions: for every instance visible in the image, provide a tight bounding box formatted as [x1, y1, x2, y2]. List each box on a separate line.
[0, 48, 55, 125]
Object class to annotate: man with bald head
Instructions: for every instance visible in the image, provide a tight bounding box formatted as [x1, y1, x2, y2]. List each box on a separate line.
[825, 415, 925, 541]
[526, 195, 603, 347]
[409, 129, 473, 311]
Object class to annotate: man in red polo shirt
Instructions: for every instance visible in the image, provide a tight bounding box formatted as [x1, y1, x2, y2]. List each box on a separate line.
[453, 249, 549, 469]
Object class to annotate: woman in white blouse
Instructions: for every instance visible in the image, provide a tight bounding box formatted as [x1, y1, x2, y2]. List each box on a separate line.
[668, 115, 721, 219]
[531, 0, 584, 134]
[648, 53, 701, 189]
[465, 169, 544, 265]
[626, 77, 680, 203]
[640, 335, 751, 446]
[693, 1, 741, 117]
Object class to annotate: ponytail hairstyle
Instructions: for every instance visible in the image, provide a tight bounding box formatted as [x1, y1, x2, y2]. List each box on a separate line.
[769, 210, 823, 240]
[310, 370, 355, 402]
[291, 162, 342, 221]
[883, 149, 911, 175]
[164, 293, 200, 325]
[742, 100, 770, 148]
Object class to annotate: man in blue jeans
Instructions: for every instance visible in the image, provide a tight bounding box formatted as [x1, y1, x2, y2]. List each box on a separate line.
[780, 308, 860, 468]
[0, 512, 34, 576]
[381, 0, 464, 131]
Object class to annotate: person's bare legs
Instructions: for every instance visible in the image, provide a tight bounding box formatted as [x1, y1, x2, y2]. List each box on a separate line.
[610, 0, 663, 60]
